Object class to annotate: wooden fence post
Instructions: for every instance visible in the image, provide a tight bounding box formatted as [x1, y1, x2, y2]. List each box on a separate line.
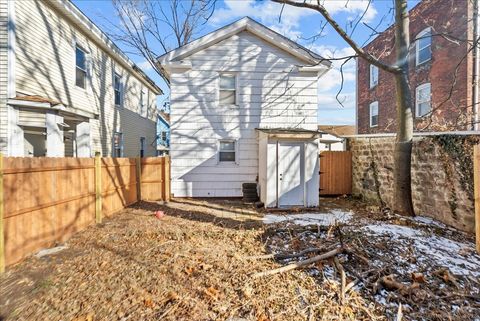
[95, 152, 102, 224]
[165, 157, 170, 201]
[0, 153, 4, 273]
[136, 156, 142, 202]
[474, 145, 480, 253]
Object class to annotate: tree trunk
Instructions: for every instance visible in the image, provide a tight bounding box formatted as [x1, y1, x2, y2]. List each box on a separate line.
[393, 0, 415, 216]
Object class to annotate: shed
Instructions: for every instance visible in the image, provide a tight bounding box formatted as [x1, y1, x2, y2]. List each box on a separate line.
[257, 128, 321, 207]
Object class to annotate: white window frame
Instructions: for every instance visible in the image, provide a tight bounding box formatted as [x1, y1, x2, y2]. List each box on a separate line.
[113, 71, 123, 108]
[75, 45, 88, 89]
[415, 83, 432, 117]
[416, 27, 432, 66]
[217, 139, 238, 164]
[113, 132, 124, 157]
[369, 64, 378, 88]
[218, 73, 238, 106]
[369, 101, 379, 127]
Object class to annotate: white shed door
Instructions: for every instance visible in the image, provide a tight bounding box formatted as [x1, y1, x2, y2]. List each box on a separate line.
[278, 142, 304, 206]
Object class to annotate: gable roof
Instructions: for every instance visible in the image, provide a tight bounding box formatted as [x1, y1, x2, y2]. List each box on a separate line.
[157, 17, 331, 79]
[46, 0, 162, 95]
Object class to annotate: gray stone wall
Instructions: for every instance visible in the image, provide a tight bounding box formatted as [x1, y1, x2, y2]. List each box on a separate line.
[349, 135, 479, 232]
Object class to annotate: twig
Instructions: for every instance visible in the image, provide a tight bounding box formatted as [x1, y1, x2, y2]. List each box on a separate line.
[245, 247, 327, 261]
[252, 247, 344, 278]
[333, 257, 346, 304]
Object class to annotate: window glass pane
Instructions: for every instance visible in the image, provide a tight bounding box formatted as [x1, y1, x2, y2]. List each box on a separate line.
[418, 32, 431, 49]
[115, 90, 121, 105]
[371, 115, 378, 126]
[370, 65, 378, 87]
[76, 68, 86, 88]
[220, 75, 235, 89]
[418, 86, 430, 102]
[220, 90, 236, 104]
[114, 75, 121, 91]
[418, 47, 431, 64]
[220, 141, 235, 151]
[219, 151, 235, 162]
[76, 47, 85, 70]
[418, 102, 431, 116]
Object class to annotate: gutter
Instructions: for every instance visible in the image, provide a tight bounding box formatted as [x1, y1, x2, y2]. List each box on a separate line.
[474, 0, 479, 131]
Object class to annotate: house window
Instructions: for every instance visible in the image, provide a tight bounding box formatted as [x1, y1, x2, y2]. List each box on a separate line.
[416, 28, 432, 66]
[140, 137, 146, 157]
[219, 140, 236, 162]
[219, 74, 236, 105]
[416, 83, 431, 117]
[114, 73, 122, 107]
[161, 131, 167, 141]
[113, 132, 123, 157]
[369, 101, 379, 127]
[75, 46, 87, 88]
[369, 64, 378, 88]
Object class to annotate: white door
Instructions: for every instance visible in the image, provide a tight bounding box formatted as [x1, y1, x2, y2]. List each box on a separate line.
[278, 142, 304, 206]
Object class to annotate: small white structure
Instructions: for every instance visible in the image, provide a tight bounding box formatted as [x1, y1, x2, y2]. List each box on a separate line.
[158, 17, 331, 207]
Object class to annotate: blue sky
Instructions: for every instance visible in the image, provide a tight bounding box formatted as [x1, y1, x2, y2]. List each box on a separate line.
[73, 0, 419, 125]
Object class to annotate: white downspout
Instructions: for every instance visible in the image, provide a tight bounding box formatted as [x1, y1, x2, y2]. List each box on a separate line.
[473, 0, 479, 131]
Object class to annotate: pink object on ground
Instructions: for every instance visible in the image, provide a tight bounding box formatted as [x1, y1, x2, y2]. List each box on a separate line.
[155, 210, 165, 219]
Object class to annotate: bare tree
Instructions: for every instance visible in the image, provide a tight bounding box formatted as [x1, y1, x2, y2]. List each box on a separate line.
[273, 0, 415, 216]
[107, 0, 216, 83]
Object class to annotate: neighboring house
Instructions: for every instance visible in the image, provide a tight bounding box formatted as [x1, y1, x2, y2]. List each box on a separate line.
[158, 17, 331, 207]
[356, 0, 478, 134]
[318, 125, 355, 151]
[0, 0, 162, 157]
[157, 111, 170, 156]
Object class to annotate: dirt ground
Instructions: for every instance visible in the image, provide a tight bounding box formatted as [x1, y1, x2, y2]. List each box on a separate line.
[0, 197, 479, 321]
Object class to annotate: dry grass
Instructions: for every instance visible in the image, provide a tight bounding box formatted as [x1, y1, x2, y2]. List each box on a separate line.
[0, 199, 383, 321]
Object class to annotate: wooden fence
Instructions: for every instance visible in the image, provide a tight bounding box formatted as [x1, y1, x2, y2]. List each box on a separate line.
[0, 155, 170, 271]
[474, 145, 480, 253]
[319, 151, 352, 195]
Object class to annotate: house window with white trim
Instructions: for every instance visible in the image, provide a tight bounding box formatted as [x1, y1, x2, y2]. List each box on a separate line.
[219, 74, 236, 105]
[369, 64, 378, 88]
[416, 28, 432, 66]
[114, 73, 122, 107]
[369, 101, 379, 127]
[75, 46, 87, 88]
[113, 132, 123, 157]
[219, 140, 236, 162]
[416, 83, 431, 117]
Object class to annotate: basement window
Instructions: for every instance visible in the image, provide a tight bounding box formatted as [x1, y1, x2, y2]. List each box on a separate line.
[369, 101, 379, 127]
[416, 83, 431, 117]
[369, 65, 378, 88]
[219, 74, 237, 105]
[218, 140, 236, 162]
[416, 28, 432, 66]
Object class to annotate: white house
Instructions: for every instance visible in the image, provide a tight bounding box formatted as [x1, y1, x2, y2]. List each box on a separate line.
[0, 0, 161, 158]
[158, 17, 331, 207]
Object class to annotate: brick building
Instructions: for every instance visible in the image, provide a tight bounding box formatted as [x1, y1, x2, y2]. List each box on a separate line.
[356, 0, 478, 134]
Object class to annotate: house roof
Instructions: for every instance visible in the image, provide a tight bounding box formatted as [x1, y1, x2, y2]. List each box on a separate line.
[158, 111, 170, 124]
[157, 17, 331, 79]
[46, 0, 162, 95]
[318, 125, 356, 137]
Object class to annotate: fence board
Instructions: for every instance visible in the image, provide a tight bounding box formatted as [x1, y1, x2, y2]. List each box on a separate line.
[1, 156, 170, 268]
[319, 151, 352, 195]
[474, 145, 480, 253]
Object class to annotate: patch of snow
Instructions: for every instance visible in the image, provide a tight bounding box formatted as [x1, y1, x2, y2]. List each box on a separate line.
[35, 245, 68, 258]
[413, 216, 447, 228]
[362, 224, 480, 277]
[263, 210, 353, 226]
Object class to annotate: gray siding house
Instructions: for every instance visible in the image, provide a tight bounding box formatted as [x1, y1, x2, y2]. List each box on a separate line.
[0, 0, 161, 157]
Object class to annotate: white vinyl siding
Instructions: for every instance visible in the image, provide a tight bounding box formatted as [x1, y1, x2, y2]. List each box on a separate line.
[369, 64, 378, 88]
[369, 101, 379, 127]
[416, 83, 431, 117]
[416, 28, 432, 66]
[170, 31, 319, 197]
[0, 0, 8, 153]
[13, 0, 158, 157]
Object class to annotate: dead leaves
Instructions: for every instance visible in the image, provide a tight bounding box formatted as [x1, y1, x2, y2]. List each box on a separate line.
[203, 286, 220, 301]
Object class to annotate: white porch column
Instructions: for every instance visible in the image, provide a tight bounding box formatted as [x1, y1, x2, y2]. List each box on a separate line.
[46, 112, 64, 157]
[8, 107, 25, 156]
[76, 120, 91, 157]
